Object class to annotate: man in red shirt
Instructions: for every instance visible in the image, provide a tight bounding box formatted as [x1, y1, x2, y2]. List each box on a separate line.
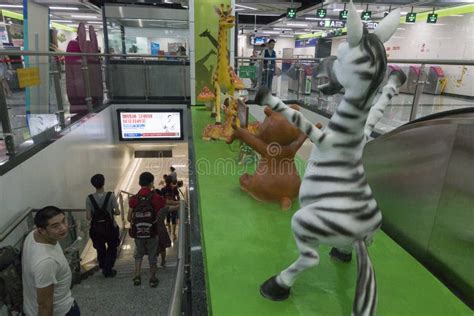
[128, 172, 165, 288]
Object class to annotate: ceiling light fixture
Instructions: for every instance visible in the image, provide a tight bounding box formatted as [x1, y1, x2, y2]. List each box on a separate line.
[0, 4, 23, 8]
[239, 13, 280, 16]
[51, 20, 73, 23]
[287, 23, 308, 27]
[87, 21, 102, 24]
[50, 6, 79, 11]
[71, 15, 98, 19]
[235, 4, 258, 11]
[305, 17, 321, 20]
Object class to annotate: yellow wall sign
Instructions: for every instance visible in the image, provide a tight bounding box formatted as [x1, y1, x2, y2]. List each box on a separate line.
[17, 67, 41, 88]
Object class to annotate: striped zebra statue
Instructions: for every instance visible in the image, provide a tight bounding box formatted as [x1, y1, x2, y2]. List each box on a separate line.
[255, 3, 401, 315]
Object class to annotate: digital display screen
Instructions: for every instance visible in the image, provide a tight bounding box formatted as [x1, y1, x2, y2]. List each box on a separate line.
[117, 109, 184, 141]
[250, 36, 267, 45]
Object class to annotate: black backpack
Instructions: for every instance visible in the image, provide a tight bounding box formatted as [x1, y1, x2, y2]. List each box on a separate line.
[129, 192, 158, 239]
[0, 246, 22, 313]
[89, 192, 114, 238]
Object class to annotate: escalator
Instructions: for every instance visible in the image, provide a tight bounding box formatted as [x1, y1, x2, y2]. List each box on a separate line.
[363, 108, 474, 308]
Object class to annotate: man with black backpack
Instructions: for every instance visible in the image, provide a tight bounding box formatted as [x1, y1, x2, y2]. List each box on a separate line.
[86, 174, 120, 278]
[127, 172, 165, 288]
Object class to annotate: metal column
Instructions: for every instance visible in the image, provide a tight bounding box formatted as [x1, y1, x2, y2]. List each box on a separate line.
[81, 56, 93, 113]
[409, 64, 426, 121]
[51, 57, 66, 128]
[0, 85, 15, 156]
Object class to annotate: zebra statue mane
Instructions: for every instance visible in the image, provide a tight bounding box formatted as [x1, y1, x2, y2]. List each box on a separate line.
[254, 2, 402, 315]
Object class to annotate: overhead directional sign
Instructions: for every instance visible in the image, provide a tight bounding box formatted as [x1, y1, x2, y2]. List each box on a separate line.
[406, 12, 417, 23]
[427, 13, 438, 23]
[287, 8, 297, 19]
[364, 21, 379, 29]
[316, 9, 327, 18]
[339, 10, 348, 20]
[317, 19, 346, 28]
[361, 11, 372, 21]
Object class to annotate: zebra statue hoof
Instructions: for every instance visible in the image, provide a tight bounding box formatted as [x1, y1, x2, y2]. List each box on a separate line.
[255, 87, 272, 106]
[260, 276, 290, 301]
[329, 247, 352, 263]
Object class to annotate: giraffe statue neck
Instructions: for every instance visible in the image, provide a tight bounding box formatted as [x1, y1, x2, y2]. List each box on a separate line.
[217, 26, 230, 76]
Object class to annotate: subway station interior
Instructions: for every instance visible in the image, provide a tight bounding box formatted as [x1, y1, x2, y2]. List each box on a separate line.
[0, 0, 473, 315]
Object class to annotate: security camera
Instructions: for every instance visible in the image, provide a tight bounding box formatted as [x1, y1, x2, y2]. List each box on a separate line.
[281, 30, 285, 34]
[254, 29, 258, 33]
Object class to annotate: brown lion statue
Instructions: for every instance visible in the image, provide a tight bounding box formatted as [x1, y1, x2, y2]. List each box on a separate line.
[227, 105, 321, 210]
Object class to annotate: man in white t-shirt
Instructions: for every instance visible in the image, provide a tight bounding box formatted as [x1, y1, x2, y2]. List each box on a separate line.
[22, 206, 80, 316]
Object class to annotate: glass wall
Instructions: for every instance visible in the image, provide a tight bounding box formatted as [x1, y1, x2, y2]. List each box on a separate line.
[103, 4, 189, 57]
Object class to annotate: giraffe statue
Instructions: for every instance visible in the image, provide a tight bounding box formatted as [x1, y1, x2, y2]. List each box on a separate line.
[211, 4, 237, 124]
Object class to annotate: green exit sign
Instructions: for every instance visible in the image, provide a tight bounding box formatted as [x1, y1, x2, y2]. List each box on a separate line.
[406, 12, 417, 23]
[317, 9, 327, 18]
[427, 13, 438, 24]
[361, 11, 372, 21]
[287, 8, 297, 19]
[339, 10, 348, 20]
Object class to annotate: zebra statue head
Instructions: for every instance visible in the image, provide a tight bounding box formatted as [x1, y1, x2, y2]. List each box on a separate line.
[255, 2, 403, 316]
[317, 2, 400, 111]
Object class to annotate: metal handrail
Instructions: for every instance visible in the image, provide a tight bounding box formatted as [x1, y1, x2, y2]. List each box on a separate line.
[167, 200, 187, 316]
[120, 190, 134, 196]
[0, 207, 33, 242]
[0, 208, 87, 242]
[0, 49, 189, 60]
[235, 56, 474, 66]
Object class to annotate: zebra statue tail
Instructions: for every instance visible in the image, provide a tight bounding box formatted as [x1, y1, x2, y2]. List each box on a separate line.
[352, 240, 377, 316]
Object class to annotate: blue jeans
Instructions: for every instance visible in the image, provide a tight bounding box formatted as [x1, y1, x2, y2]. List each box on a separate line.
[66, 301, 80, 316]
[262, 70, 274, 90]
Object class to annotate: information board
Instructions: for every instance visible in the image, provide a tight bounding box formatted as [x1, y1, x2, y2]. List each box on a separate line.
[117, 109, 184, 141]
[17, 67, 40, 88]
[238, 66, 256, 79]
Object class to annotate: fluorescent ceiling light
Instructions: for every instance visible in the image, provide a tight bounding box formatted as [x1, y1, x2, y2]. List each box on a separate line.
[71, 15, 98, 19]
[51, 20, 73, 23]
[280, 35, 294, 38]
[287, 23, 308, 27]
[357, 10, 363, 12]
[236, 4, 258, 11]
[400, 12, 408, 15]
[273, 27, 292, 30]
[239, 13, 280, 16]
[87, 21, 102, 24]
[449, 15, 464, 17]
[262, 30, 280, 34]
[294, 32, 307, 35]
[0, 4, 22, 8]
[305, 17, 321, 20]
[50, 6, 79, 11]
[333, 8, 343, 12]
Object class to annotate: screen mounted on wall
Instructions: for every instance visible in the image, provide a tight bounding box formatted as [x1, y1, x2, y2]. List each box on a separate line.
[117, 109, 184, 141]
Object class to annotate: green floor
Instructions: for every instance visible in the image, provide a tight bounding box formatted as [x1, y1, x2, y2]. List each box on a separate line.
[191, 107, 471, 316]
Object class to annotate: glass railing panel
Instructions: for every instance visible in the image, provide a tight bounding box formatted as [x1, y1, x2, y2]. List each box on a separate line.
[416, 63, 473, 117]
